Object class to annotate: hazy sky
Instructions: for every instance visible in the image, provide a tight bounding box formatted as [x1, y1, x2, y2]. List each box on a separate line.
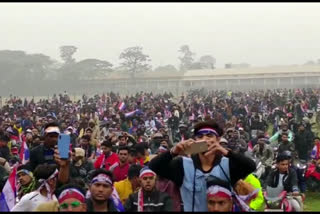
[1, 3, 320, 68]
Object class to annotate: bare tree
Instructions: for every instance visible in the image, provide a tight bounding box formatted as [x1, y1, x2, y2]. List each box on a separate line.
[119, 46, 151, 78]
[178, 45, 194, 71]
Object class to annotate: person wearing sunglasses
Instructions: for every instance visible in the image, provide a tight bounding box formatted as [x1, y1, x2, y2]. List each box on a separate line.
[124, 167, 173, 212]
[149, 120, 256, 211]
[56, 184, 87, 212]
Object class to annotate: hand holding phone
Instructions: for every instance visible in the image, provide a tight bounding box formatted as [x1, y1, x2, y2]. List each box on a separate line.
[184, 140, 208, 155]
[57, 134, 71, 159]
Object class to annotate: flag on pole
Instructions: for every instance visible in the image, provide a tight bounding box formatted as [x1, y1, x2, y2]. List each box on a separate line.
[0, 164, 18, 211]
[19, 140, 30, 165]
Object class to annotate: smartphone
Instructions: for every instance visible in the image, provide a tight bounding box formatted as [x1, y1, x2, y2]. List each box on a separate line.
[58, 134, 71, 159]
[185, 141, 208, 155]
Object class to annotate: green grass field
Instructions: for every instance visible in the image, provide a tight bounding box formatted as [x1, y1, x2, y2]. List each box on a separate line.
[304, 192, 320, 211]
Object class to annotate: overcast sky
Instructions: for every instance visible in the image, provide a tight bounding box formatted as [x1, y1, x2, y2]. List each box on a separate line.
[1, 3, 320, 68]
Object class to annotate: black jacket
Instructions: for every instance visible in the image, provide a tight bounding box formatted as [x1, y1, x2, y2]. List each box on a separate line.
[124, 189, 173, 212]
[27, 144, 55, 171]
[148, 150, 256, 187]
[70, 160, 94, 183]
[266, 168, 299, 193]
[86, 198, 118, 212]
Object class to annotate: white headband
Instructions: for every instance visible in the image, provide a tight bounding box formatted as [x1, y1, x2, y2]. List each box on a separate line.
[91, 173, 113, 185]
[207, 185, 232, 199]
[45, 126, 60, 134]
[37, 169, 59, 200]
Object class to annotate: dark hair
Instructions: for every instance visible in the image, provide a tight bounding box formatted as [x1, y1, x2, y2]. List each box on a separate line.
[118, 146, 129, 153]
[206, 176, 231, 191]
[193, 120, 224, 137]
[128, 164, 142, 179]
[55, 183, 86, 199]
[101, 140, 113, 148]
[81, 135, 91, 142]
[44, 122, 59, 131]
[134, 143, 146, 155]
[129, 148, 137, 156]
[0, 131, 10, 142]
[17, 164, 32, 172]
[89, 169, 114, 183]
[276, 154, 290, 163]
[33, 163, 58, 188]
[281, 132, 289, 137]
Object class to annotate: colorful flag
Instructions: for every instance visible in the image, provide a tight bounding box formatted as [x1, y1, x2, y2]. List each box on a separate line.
[118, 102, 126, 111]
[19, 140, 30, 165]
[111, 188, 125, 212]
[125, 110, 137, 118]
[0, 164, 18, 211]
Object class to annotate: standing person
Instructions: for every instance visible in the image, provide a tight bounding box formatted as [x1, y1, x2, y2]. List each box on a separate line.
[94, 141, 119, 170]
[28, 122, 60, 171]
[124, 167, 173, 212]
[110, 146, 130, 182]
[11, 164, 59, 211]
[114, 164, 142, 204]
[85, 169, 119, 212]
[294, 123, 314, 161]
[155, 146, 182, 211]
[149, 120, 256, 211]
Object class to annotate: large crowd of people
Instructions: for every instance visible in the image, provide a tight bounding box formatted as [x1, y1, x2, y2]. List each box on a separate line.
[1, 88, 320, 212]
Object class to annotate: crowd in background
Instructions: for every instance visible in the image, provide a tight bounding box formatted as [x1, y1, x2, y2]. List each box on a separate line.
[1, 88, 320, 212]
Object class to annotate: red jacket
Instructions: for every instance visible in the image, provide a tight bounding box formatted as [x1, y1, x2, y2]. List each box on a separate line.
[112, 162, 130, 182]
[94, 152, 119, 170]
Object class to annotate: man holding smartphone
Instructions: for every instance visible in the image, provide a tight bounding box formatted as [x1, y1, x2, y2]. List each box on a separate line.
[28, 122, 60, 171]
[149, 119, 256, 211]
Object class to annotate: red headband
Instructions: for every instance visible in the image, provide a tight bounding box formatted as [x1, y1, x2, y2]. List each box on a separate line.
[58, 188, 85, 204]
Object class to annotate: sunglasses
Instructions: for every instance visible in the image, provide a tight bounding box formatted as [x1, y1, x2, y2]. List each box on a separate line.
[59, 201, 82, 210]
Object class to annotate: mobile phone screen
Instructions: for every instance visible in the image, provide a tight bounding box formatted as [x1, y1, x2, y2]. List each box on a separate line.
[58, 134, 70, 159]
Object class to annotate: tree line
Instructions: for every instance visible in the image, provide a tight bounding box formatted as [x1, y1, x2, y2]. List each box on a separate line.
[0, 44, 216, 82]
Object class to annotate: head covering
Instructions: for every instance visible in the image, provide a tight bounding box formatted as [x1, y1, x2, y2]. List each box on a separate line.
[157, 145, 168, 154]
[138, 167, 156, 212]
[44, 126, 60, 134]
[58, 188, 85, 204]
[37, 169, 59, 200]
[139, 167, 156, 178]
[91, 173, 113, 186]
[17, 169, 36, 198]
[74, 148, 85, 157]
[196, 127, 219, 137]
[207, 185, 232, 200]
